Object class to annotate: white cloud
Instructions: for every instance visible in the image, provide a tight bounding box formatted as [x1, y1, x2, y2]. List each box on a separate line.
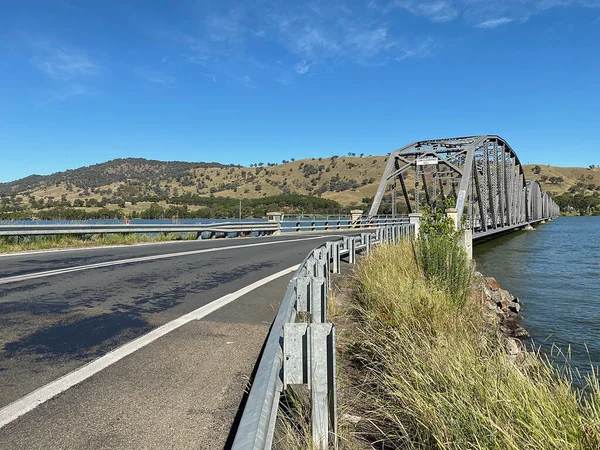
[477, 17, 514, 28]
[135, 68, 175, 88]
[396, 38, 437, 60]
[162, 0, 599, 86]
[30, 44, 99, 81]
[294, 60, 313, 74]
[379, 0, 600, 26]
[391, 0, 459, 22]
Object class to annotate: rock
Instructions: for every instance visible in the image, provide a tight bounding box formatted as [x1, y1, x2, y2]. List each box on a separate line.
[509, 303, 521, 313]
[485, 277, 501, 291]
[513, 326, 530, 338]
[505, 338, 522, 356]
[343, 413, 362, 424]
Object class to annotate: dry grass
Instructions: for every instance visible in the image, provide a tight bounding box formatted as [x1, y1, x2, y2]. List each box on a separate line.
[339, 241, 600, 449]
[0, 232, 197, 253]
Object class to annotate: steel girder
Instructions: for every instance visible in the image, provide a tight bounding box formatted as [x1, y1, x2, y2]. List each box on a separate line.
[368, 135, 560, 237]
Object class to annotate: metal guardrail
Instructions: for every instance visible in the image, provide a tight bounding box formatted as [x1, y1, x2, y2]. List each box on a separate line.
[0, 221, 279, 238]
[0, 216, 408, 238]
[280, 216, 408, 233]
[232, 223, 415, 450]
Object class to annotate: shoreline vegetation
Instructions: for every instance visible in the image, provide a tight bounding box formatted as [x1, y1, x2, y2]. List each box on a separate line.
[277, 227, 600, 449]
[328, 239, 600, 449]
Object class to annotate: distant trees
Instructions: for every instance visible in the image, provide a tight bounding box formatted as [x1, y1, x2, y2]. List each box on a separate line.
[533, 165, 542, 174]
[549, 176, 564, 184]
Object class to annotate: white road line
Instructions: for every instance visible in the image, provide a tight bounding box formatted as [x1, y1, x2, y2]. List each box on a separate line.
[0, 235, 335, 285]
[0, 264, 300, 429]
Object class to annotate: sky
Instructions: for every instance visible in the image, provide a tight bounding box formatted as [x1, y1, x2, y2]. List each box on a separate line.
[1, 0, 599, 182]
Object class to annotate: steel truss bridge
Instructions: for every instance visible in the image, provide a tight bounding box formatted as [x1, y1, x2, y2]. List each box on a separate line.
[368, 135, 560, 239]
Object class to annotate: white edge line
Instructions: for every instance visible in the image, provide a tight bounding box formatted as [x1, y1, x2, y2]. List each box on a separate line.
[0, 264, 300, 429]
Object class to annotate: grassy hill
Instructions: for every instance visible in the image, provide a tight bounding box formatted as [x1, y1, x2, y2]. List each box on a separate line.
[0, 155, 387, 209]
[0, 157, 596, 218]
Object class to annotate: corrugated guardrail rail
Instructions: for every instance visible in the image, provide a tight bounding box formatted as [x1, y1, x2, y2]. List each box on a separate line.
[0, 221, 279, 237]
[0, 216, 408, 238]
[232, 223, 415, 450]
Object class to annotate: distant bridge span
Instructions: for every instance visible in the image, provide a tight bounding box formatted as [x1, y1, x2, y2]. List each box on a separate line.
[368, 135, 560, 239]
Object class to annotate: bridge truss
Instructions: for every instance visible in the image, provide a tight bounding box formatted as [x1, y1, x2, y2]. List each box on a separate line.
[368, 135, 560, 239]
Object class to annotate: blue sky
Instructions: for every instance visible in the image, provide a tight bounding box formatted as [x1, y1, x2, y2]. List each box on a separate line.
[1, 0, 599, 182]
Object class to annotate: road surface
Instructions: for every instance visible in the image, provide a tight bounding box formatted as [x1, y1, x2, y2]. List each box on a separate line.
[0, 232, 355, 449]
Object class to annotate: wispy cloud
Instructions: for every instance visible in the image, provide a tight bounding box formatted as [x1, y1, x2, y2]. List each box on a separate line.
[389, 0, 459, 22]
[294, 60, 313, 74]
[381, 0, 600, 27]
[136, 68, 175, 88]
[154, 0, 599, 86]
[30, 41, 99, 81]
[169, 1, 435, 84]
[477, 17, 515, 29]
[396, 38, 437, 60]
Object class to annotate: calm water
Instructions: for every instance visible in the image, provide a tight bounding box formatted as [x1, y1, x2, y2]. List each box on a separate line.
[474, 216, 600, 375]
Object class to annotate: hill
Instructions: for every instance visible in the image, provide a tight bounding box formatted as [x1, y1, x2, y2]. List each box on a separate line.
[0, 157, 597, 217]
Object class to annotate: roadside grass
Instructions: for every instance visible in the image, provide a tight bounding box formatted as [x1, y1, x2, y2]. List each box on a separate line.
[341, 240, 600, 449]
[0, 232, 198, 253]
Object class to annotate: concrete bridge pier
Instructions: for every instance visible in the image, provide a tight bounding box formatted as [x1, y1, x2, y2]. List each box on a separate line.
[446, 208, 473, 260]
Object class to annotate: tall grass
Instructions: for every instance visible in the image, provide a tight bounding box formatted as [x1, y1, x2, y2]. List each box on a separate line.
[0, 232, 197, 253]
[414, 234, 473, 307]
[347, 241, 600, 449]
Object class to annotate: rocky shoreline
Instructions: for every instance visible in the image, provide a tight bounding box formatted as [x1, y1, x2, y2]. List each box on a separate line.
[475, 272, 529, 360]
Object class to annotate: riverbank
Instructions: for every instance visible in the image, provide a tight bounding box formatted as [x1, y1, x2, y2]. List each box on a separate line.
[0, 233, 198, 254]
[330, 241, 600, 449]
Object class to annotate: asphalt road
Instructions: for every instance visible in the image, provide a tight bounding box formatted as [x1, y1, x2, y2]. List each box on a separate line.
[0, 232, 355, 448]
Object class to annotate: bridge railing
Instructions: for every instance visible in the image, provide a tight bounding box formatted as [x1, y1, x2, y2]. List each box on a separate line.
[231, 223, 415, 450]
[280, 216, 408, 233]
[0, 221, 279, 238]
[0, 216, 408, 238]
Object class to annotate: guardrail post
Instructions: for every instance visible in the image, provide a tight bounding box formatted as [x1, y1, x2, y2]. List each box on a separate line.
[283, 323, 309, 387]
[311, 323, 335, 450]
[282, 322, 336, 450]
[334, 243, 340, 274]
[306, 256, 317, 277]
[295, 277, 311, 313]
[310, 277, 327, 323]
[349, 238, 356, 264]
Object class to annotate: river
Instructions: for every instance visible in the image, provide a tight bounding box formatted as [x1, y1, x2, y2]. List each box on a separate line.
[474, 216, 600, 377]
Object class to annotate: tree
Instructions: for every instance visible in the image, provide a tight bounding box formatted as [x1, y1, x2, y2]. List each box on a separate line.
[549, 176, 564, 184]
[533, 165, 541, 174]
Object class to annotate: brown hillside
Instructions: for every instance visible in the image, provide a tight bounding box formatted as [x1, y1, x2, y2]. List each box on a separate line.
[1, 158, 594, 211]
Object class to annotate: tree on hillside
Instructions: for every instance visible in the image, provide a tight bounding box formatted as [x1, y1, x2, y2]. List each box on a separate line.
[533, 165, 541, 174]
